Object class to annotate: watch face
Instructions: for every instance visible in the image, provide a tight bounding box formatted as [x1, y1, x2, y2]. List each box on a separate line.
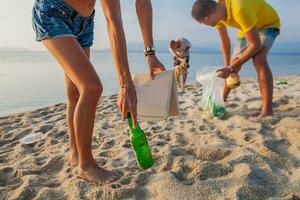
[146, 47, 155, 52]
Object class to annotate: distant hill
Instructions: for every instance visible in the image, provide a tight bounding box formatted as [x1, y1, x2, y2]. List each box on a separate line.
[99, 40, 220, 54]
[98, 40, 300, 55]
[1, 40, 300, 55]
[271, 41, 300, 55]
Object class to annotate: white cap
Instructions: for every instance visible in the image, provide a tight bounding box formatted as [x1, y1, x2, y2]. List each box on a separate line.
[175, 37, 192, 48]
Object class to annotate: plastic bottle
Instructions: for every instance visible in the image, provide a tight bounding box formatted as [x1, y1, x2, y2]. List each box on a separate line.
[20, 132, 44, 145]
[128, 113, 154, 169]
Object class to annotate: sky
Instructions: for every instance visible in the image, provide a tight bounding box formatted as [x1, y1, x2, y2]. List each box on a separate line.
[0, 0, 299, 51]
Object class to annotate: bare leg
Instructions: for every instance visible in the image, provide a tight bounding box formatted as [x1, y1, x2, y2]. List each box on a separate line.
[175, 65, 181, 87]
[223, 56, 243, 101]
[252, 47, 273, 117]
[64, 73, 79, 167]
[43, 37, 119, 184]
[182, 68, 188, 87]
[64, 48, 90, 167]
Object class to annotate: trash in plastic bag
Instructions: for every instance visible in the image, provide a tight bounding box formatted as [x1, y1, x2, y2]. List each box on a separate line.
[196, 66, 225, 119]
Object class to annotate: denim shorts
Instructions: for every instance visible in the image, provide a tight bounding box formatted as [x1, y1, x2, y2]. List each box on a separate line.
[233, 28, 280, 57]
[32, 0, 95, 48]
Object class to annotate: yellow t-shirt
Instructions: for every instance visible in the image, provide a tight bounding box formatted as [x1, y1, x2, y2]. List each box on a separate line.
[215, 0, 281, 38]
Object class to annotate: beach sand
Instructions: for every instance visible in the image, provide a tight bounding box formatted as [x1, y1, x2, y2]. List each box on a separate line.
[0, 75, 300, 200]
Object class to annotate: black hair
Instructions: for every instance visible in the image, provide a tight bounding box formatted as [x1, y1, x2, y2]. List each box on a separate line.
[191, 0, 218, 21]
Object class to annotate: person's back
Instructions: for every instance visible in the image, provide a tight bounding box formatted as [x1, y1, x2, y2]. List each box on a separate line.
[215, 0, 280, 38]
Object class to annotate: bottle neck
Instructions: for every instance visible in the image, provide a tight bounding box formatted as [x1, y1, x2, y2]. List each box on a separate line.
[127, 113, 140, 132]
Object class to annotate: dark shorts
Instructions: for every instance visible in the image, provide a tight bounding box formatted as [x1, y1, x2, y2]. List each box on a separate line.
[32, 0, 95, 48]
[173, 56, 190, 69]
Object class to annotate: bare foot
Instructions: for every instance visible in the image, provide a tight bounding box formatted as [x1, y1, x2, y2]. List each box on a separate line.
[78, 164, 120, 185]
[258, 111, 273, 118]
[69, 151, 79, 167]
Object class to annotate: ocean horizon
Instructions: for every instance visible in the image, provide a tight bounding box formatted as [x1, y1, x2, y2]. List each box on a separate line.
[1, 50, 300, 116]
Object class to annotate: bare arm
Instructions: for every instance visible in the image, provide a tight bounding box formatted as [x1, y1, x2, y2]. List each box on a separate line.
[217, 26, 231, 66]
[100, 0, 137, 126]
[135, 0, 165, 79]
[231, 27, 262, 70]
[217, 27, 262, 78]
[135, 0, 153, 48]
[100, 0, 131, 86]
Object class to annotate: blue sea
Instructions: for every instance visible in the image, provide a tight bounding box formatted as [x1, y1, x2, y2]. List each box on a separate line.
[0, 51, 300, 116]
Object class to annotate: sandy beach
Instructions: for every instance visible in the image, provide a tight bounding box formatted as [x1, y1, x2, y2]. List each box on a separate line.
[0, 75, 300, 200]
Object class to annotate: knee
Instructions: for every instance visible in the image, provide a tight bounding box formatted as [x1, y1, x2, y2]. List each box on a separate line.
[66, 85, 79, 104]
[81, 81, 103, 101]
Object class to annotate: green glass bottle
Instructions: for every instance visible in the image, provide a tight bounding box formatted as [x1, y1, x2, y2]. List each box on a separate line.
[207, 96, 225, 119]
[276, 81, 288, 85]
[128, 113, 154, 169]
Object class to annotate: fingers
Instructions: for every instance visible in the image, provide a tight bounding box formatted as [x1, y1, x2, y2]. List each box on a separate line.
[159, 64, 166, 71]
[121, 100, 127, 120]
[130, 109, 138, 128]
[118, 86, 138, 127]
[149, 70, 154, 80]
[217, 73, 226, 79]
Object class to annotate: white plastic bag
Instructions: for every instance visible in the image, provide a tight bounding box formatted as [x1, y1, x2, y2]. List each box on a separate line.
[196, 66, 225, 119]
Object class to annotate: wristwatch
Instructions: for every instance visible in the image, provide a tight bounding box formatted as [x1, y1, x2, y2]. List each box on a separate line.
[228, 66, 235, 73]
[144, 46, 156, 56]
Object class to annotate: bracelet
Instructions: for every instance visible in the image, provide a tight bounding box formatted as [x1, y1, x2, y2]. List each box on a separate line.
[144, 46, 156, 57]
[228, 66, 235, 73]
[145, 52, 155, 57]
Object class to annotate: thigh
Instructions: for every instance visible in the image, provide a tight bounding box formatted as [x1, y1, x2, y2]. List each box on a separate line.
[43, 38, 100, 90]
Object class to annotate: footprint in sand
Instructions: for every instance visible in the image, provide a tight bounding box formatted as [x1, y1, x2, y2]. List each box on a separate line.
[38, 124, 53, 133]
[191, 145, 232, 162]
[133, 172, 151, 186]
[173, 132, 187, 146]
[34, 188, 66, 200]
[0, 166, 21, 187]
[16, 128, 32, 139]
[101, 139, 116, 150]
[197, 162, 233, 181]
[41, 155, 65, 175]
[244, 133, 255, 142]
[245, 97, 261, 103]
[119, 176, 133, 185]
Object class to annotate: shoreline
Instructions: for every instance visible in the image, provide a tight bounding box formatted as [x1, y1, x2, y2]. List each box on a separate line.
[1, 75, 298, 118]
[0, 75, 300, 199]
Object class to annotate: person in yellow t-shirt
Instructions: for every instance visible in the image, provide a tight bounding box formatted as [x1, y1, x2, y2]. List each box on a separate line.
[191, 0, 280, 117]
